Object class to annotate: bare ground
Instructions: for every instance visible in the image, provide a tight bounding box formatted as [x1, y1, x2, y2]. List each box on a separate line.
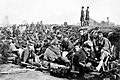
[0, 64, 67, 80]
[0, 64, 119, 80]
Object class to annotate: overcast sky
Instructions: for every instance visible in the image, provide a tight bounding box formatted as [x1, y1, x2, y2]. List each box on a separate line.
[0, 0, 120, 25]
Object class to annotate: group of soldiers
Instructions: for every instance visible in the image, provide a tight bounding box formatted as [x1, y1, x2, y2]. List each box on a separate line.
[0, 22, 78, 65]
[0, 21, 118, 77]
[41, 26, 115, 77]
[80, 6, 90, 27]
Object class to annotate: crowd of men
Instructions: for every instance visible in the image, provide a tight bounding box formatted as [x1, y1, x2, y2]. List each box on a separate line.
[0, 21, 119, 77]
[0, 21, 79, 65]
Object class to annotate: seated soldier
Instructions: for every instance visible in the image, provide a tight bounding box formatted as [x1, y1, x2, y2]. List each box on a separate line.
[0, 40, 10, 60]
[21, 42, 42, 67]
[60, 37, 74, 58]
[9, 39, 24, 64]
[43, 34, 70, 66]
[61, 37, 73, 51]
[95, 31, 112, 71]
[9, 39, 24, 57]
[21, 45, 29, 63]
[73, 40, 93, 76]
[74, 29, 88, 47]
[50, 34, 63, 47]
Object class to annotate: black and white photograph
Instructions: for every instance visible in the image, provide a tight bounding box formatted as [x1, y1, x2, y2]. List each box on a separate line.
[0, 0, 120, 80]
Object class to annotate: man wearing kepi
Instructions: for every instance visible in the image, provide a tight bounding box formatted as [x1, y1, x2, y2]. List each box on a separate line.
[95, 31, 112, 71]
[80, 6, 85, 27]
[85, 6, 90, 26]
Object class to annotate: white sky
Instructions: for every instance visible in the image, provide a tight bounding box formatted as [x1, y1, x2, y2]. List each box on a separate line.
[0, 0, 120, 25]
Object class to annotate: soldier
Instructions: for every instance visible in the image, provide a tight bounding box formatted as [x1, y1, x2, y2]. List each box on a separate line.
[85, 6, 90, 26]
[43, 34, 70, 65]
[36, 22, 40, 32]
[12, 24, 17, 38]
[60, 37, 73, 52]
[74, 29, 88, 47]
[73, 40, 93, 76]
[95, 31, 112, 71]
[80, 6, 85, 27]
[15, 26, 20, 39]
[40, 21, 44, 31]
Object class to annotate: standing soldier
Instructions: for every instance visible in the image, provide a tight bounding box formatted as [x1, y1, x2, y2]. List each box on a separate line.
[107, 17, 109, 26]
[12, 24, 17, 38]
[40, 21, 44, 32]
[36, 22, 40, 31]
[15, 26, 20, 39]
[85, 6, 90, 26]
[80, 6, 84, 27]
